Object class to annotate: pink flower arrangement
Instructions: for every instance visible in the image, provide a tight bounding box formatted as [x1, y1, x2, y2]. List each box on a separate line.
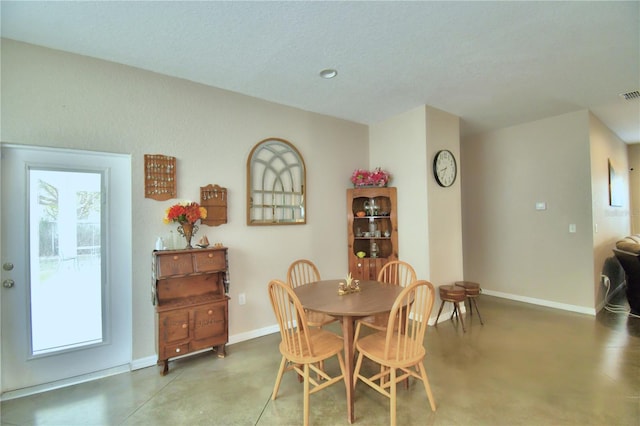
[350, 167, 391, 187]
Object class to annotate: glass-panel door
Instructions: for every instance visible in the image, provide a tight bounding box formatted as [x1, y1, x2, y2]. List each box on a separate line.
[29, 170, 103, 356]
[1, 144, 132, 396]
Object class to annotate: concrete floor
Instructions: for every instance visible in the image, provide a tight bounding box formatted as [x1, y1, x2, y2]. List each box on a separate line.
[2, 294, 639, 425]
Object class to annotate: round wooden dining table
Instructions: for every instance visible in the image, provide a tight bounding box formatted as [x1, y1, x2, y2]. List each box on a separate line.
[293, 279, 405, 424]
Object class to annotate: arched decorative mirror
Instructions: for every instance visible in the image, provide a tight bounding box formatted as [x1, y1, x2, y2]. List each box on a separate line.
[247, 138, 306, 225]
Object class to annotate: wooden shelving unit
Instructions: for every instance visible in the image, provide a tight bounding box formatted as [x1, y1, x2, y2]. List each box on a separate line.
[145, 154, 176, 200]
[347, 187, 398, 280]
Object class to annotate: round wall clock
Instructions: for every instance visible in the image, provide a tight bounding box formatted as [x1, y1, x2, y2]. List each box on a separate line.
[433, 149, 457, 187]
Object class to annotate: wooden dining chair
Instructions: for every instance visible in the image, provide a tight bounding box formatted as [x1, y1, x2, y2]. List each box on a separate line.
[287, 259, 339, 328]
[353, 280, 437, 426]
[268, 279, 347, 426]
[353, 260, 417, 345]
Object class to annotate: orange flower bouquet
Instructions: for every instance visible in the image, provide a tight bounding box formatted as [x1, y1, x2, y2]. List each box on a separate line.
[164, 201, 207, 248]
[164, 201, 207, 224]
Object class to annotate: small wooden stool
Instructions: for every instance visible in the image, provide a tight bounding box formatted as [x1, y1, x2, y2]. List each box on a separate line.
[455, 281, 484, 325]
[435, 284, 467, 332]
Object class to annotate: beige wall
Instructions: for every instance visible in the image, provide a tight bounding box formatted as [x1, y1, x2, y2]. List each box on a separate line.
[369, 105, 463, 311]
[462, 111, 596, 311]
[1, 39, 368, 362]
[425, 107, 463, 288]
[369, 106, 430, 279]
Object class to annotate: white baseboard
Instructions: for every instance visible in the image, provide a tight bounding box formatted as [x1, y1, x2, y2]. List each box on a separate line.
[482, 289, 596, 316]
[131, 355, 157, 371]
[131, 324, 280, 371]
[228, 324, 279, 345]
[1, 364, 130, 401]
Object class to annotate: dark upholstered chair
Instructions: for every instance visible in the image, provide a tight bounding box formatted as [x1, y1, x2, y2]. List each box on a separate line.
[612, 235, 640, 315]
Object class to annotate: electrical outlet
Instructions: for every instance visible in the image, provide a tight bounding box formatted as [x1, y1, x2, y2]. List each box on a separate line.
[238, 293, 246, 305]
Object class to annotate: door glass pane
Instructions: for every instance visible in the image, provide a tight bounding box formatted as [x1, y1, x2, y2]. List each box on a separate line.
[29, 169, 103, 356]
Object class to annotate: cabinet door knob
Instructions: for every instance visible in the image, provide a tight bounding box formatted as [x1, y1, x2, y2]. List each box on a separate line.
[182, 323, 187, 329]
[208, 253, 213, 258]
[173, 256, 179, 260]
[208, 309, 213, 315]
[175, 348, 181, 353]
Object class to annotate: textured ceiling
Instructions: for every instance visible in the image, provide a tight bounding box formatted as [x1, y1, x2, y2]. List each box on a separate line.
[2, 1, 639, 142]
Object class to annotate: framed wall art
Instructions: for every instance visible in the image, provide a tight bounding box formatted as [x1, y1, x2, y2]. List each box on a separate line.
[246, 138, 306, 225]
[608, 158, 624, 207]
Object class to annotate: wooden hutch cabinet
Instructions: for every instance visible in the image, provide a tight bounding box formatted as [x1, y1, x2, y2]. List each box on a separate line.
[347, 187, 398, 280]
[152, 246, 230, 375]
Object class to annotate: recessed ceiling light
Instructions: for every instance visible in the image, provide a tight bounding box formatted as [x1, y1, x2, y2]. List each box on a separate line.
[319, 69, 338, 79]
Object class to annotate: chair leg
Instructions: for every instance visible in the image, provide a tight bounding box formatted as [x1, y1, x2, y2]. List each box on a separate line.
[353, 351, 364, 387]
[471, 297, 484, 325]
[353, 321, 362, 352]
[417, 362, 436, 411]
[434, 300, 445, 326]
[455, 302, 466, 332]
[303, 363, 310, 426]
[450, 303, 458, 320]
[317, 361, 324, 381]
[271, 356, 287, 400]
[390, 367, 397, 426]
[336, 351, 347, 389]
[296, 364, 304, 383]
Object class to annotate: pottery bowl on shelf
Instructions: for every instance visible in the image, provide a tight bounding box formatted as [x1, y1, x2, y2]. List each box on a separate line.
[356, 211, 366, 217]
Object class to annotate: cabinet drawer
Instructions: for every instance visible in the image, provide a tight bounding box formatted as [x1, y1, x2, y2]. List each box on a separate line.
[156, 253, 193, 277]
[156, 274, 224, 305]
[191, 335, 228, 352]
[160, 311, 190, 343]
[163, 342, 189, 359]
[193, 250, 226, 273]
[192, 302, 227, 341]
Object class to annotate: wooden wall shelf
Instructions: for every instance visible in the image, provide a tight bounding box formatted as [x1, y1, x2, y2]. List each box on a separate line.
[200, 184, 228, 226]
[145, 154, 176, 201]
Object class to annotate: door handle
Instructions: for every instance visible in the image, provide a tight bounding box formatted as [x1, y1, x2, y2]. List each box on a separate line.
[3, 279, 15, 288]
